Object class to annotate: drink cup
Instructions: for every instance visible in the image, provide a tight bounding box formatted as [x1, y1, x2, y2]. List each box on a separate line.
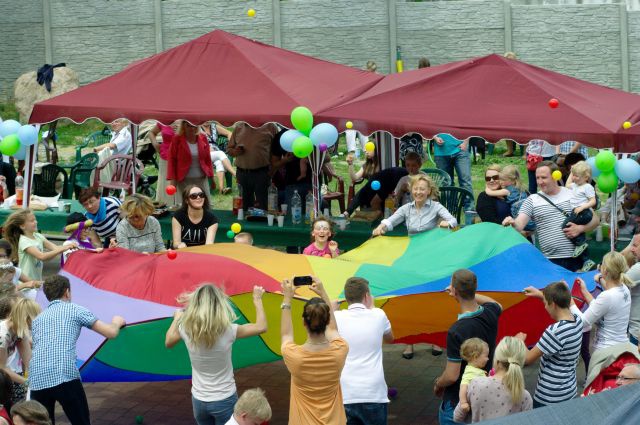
[237, 208, 244, 220]
[281, 204, 288, 215]
[58, 202, 65, 212]
[16, 189, 24, 207]
[267, 214, 274, 226]
[277, 216, 284, 227]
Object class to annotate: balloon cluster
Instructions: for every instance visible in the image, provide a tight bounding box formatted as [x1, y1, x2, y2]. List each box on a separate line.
[227, 222, 242, 239]
[280, 107, 338, 158]
[0, 119, 39, 160]
[587, 150, 640, 193]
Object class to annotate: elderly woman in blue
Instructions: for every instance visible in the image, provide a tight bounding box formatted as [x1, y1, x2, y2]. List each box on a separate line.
[372, 174, 457, 236]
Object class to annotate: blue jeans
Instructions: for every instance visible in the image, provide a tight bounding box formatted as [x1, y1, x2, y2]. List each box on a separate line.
[438, 400, 457, 425]
[345, 402, 388, 425]
[192, 393, 237, 425]
[434, 150, 474, 210]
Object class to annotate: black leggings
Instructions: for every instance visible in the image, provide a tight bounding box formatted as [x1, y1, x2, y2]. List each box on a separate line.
[31, 379, 91, 425]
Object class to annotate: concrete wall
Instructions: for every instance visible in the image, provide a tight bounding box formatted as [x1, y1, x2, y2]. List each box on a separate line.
[0, 0, 638, 102]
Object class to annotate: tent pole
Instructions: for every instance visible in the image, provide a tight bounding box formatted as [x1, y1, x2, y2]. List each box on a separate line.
[130, 123, 138, 193]
[23, 125, 40, 209]
[610, 184, 616, 253]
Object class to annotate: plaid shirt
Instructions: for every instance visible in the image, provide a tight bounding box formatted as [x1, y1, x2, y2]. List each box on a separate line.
[29, 300, 97, 391]
[559, 141, 589, 158]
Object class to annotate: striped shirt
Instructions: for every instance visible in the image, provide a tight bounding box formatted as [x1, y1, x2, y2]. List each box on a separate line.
[534, 315, 583, 405]
[519, 188, 575, 259]
[88, 196, 122, 239]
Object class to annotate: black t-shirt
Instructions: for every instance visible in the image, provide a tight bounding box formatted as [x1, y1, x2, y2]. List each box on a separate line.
[173, 209, 218, 247]
[271, 131, 311, 186]
[443, 302, 502, 405]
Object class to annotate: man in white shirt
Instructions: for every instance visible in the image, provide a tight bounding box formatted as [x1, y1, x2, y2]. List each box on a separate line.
[94, 119, 132, 156]
[334, 277, 394, 425]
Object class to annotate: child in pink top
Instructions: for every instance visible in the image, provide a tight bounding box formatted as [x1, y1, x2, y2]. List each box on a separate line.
[303, 217, 340, 258]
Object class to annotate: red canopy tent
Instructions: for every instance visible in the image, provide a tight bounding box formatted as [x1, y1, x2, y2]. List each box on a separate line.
[316, 54, 640, 152]
[29, 30, 383, 126]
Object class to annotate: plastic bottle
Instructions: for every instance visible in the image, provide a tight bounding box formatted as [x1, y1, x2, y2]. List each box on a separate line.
[268, 184, 278, 212]
[15, 173, 24, 207]
[384, 194, 395, 219]
[232, 184, 243, 216]
[291, 190, 302, 224]
[305, 191, 315, 224]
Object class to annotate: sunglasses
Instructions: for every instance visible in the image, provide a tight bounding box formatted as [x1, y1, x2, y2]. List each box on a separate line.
[188, 192, 206, 200]
[485, 175, 500, 182]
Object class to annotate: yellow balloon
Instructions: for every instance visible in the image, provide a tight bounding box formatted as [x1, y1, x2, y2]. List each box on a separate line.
[346, 121, 353, 129]
[247, 8, 256, 17]
[552, 170, 562, 181]
[365, 142, 376, 152]
[231, 223, 242, 234]
[623, 121, 632, 130]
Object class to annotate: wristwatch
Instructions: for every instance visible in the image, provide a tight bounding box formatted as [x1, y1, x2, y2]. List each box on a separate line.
[280, 303, 291, 310]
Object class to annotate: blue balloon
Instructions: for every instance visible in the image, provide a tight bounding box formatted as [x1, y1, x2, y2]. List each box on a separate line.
[586, 156, 601, 178]
[0, 120, 20, 138]
[371, 180, 381, 190]
[280, 129, 303, 153]
[615, 157, 640, 184]
[17, 125, 38, 146]
[309, 123, 338, 148]
[13, 144, 27, 161]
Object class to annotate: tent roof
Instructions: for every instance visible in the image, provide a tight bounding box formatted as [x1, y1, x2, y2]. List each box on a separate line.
[317, 54, 640, 151]
[29, 30, 382, 127]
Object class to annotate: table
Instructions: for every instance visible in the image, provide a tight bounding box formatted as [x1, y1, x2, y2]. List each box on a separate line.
[0, 201, 403, 251]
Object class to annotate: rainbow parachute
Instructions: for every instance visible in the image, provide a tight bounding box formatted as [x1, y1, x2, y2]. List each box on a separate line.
[56, 223, 594, 382]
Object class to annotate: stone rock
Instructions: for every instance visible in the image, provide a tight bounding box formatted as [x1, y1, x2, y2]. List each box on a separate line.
[13, 67, 79, 122]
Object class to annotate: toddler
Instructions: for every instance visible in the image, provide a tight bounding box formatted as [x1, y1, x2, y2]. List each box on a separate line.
[0, 240, 40, 300]
[303, 217, 340, 258]
[564, 161, 596, 261]
[458, 337, 490, 414]
[486, 165, 534, 231]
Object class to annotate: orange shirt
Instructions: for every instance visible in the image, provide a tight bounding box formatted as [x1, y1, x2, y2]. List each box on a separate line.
[282, 338, 349, 425]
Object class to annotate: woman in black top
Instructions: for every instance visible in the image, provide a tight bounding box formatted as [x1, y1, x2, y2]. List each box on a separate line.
[171, 185, 219, 248]
[476, 164, 511, 224]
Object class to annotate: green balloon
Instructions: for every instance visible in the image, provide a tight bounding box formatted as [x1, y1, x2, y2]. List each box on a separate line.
[290, 106, 313, 136]
[595, 150, 616, 173]
[597, 171, 618, 194]
[0, 134, 21, 156]
[226, 230, 235, 239]
[292, 136, 313, 158]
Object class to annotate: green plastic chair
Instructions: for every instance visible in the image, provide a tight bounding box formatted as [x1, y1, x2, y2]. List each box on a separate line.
[68, 153, 99, 198]
[438, 186, 474, 224]
[421, 168, 452, 187]
[33, 164, 69, 199]
[75, 128, 111, 162]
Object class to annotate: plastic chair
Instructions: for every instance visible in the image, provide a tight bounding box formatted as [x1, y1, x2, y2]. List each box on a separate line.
[421, 168, 452, 187]
[93, 154, 144, 197]
[322, 176, 346, 214]
[75, 128, 111, 162]
[68, 153, 99, 198]
[33, 164, 69, 198]
[438, 186, 474, 224]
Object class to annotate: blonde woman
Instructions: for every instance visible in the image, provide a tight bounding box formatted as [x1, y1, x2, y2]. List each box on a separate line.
[0, 298, 41, 403]
[373, 175, 457, 236]
[454, 336, 532, 423]
[572, 252, 632, 354]
[115, 194, 164, 254]
[476, 165, 511, 224]
[165, 284, 267, 425]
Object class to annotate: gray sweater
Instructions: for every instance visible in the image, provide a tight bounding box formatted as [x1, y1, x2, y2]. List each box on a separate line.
[116, 216, 165, 253]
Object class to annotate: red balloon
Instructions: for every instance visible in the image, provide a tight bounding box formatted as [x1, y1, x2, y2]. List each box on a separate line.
[166, 185, 177, 195]
[167, 250, 177, 260]
[548, 98, 559, 109]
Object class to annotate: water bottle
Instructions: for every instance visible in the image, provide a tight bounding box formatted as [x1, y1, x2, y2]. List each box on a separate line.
[15, 173, 24, 207]
[305, 191, 314, 224]
[291, 190, 302, 224]
[384, 194, 395, 219]
[268, 184, 278, 213]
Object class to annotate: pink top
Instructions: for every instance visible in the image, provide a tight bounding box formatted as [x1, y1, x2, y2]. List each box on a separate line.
[303, 243, 339, 257]
[158, 124, 176, 160]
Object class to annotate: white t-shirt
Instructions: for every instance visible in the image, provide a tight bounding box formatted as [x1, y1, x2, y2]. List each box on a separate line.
[224, 415, 240, 425]
[626, 263, 640, 340]
[179, 323, 238, 402]
[571, 285, 631, 350]
[334, 304, 392, 404]
[526, 140, 556, 157]
[110, 128, 132, 155]
[567, 182, 595, 210]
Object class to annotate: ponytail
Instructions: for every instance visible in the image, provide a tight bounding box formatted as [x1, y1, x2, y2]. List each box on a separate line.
[502, 357, 525, 404]
[494, 336, 527, 404]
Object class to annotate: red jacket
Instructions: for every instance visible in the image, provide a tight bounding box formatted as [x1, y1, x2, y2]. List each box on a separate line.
[167, 134, 213, 182]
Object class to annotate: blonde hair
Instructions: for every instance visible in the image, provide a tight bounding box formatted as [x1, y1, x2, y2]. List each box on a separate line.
[602, 251, 632, 286]
[409, 174, 439, 200]
[493, 336, 526, 404]
[10, 298, 41, 340]
[233, 388, 272, 422]
[120, 194, 155, 218]
[486, 164, 502, 175]
[500, 165, 526, 192]
[460, 337, 489, 363]
[178, 284, 237, 348]
[571, 161, 592, 179]
[3, 209, 33, 262]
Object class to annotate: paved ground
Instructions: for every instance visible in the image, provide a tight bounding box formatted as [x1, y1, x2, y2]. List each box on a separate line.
[51, 344, 585, 425]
